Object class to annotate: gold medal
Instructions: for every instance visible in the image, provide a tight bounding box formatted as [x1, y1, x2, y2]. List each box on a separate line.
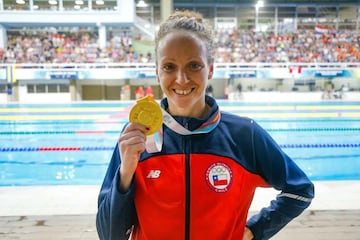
[129, 96, 163, 135]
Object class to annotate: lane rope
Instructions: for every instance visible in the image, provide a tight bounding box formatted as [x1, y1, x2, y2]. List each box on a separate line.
[1, 127, 360, 135]
[0, 144, 359, 152]
[0, 147, 114, 152]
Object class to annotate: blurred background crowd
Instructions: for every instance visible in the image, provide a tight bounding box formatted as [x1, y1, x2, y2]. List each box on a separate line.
[1, 28, 359, 64]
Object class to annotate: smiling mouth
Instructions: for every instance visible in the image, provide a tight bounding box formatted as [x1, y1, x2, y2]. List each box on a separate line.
[174, 89, 194, 95]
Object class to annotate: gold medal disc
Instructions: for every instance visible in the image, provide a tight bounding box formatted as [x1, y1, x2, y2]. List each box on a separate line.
[129, 96, 163, 135]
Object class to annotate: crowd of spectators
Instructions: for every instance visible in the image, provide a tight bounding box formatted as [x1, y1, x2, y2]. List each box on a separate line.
[0, 29, 152, 64]
[215, 28, 360, 63]
[1, 27, 360, 64]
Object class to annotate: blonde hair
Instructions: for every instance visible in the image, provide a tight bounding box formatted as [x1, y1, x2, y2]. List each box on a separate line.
[155, 10, 215, 65]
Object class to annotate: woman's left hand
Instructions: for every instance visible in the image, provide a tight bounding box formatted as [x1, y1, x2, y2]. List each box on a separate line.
[242, 227, 254, 240]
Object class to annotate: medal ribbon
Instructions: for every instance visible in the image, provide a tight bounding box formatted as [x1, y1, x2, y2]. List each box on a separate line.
[145, 108, 221, 153]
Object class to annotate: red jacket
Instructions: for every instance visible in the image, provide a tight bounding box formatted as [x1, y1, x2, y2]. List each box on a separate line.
[131, 154, 268, 239]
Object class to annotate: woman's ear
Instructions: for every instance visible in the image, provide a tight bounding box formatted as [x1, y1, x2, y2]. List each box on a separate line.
[208, 71, 213, 79]
[208, 64, 214, 80]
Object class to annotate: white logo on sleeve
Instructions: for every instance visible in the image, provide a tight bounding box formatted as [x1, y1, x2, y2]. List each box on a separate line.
[146, 170, 161, 178]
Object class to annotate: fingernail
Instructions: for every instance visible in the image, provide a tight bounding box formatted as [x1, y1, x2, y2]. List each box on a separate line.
[145, 127, 150, 131]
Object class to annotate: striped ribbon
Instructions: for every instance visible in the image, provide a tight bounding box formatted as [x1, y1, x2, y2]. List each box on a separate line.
[145, 108, 221, 153]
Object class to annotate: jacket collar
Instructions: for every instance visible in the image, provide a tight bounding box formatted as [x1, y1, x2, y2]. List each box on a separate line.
[160, 96, 219, 131]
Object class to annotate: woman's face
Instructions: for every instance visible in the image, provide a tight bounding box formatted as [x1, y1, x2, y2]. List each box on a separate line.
[156, 31, 213, 118]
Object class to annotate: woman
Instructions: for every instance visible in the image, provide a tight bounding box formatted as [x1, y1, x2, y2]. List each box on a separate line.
[96, 10, 314, 240]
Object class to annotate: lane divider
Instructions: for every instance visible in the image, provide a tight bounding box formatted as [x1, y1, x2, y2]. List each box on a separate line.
[2, 112, 360, 121]
[268, 128, 360, 132]
[0, 119, 359, 125]
[0, 130, 120, 135]
[280, 143, 360, 148]
[0, 120, 126, 125]
[1, 128, 360, 135]
[0, 144, 359, 152]
[0, 147, 114, 152]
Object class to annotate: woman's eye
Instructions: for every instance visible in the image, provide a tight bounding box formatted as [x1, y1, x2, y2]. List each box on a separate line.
[189, 62, 203, 70]
[162, 64, 175, 72]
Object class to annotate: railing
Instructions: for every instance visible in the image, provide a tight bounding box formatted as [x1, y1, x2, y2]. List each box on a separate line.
[1, 62, 360, 70]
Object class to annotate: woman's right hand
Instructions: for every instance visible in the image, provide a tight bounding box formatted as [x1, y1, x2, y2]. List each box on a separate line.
[118, 123, 148, 191]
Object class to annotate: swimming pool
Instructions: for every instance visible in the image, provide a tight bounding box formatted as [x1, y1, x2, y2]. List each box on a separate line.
[1, 101, 359, 186]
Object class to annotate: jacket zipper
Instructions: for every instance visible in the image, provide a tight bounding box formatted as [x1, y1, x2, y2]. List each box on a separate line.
[184, 124, 191, 240]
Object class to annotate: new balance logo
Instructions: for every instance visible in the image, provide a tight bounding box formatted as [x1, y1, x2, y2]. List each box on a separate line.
[146, 170, 161, 178]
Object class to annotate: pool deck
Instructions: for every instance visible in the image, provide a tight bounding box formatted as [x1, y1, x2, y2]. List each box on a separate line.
[0, 180, 360, 239]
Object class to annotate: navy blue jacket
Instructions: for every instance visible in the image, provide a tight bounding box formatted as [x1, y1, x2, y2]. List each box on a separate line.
[96, 96, 314, 240]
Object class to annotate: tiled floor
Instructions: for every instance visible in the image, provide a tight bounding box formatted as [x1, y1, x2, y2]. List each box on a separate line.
[1, 210, 359, 240]
[0, 181, 360, 239]
[1, 181, 359, 216]
[0, 185, 99, 216]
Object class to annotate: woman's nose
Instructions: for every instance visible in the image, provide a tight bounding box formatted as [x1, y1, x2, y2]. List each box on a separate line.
[176, 69, 189, 84]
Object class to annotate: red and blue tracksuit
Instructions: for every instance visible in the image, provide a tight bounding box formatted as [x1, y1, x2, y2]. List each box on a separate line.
[96, 96, 314, 240]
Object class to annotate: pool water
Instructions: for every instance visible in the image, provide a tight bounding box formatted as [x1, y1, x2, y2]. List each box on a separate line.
[1, 101, 359, 186]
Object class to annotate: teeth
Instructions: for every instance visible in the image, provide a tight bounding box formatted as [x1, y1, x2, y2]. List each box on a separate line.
[174, 89, 192, 95]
